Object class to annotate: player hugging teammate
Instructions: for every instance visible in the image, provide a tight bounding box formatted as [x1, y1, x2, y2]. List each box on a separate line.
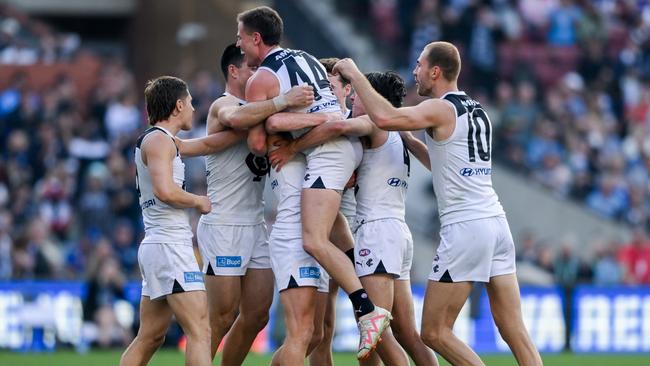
[125, 5, 541, 366]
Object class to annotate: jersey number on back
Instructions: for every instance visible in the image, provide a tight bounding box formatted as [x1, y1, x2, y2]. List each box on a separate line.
[466, 108, 491, 162]
[282, 53, 330, 101]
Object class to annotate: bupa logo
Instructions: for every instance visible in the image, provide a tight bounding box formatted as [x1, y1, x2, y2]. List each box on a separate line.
[216, 256, 242, 268]
[183, 271, 204, 283]
[299, 266, 321, 279]
[359, 249, 371, 257]
[460, 168, 474, 177]
[387, 177, 408, 188]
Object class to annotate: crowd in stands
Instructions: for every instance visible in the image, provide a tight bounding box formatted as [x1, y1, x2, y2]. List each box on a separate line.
[0, 5, 80, 65]
[1, 0, 650, 295]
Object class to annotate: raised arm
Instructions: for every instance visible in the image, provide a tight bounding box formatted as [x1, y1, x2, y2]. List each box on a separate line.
[400, 131, 431, 170]
[175, 130, 246, 158]
[142, 133, 210, 213]
[268, 115, 374, 171]
[219, 84, 315, 129]
[333, 58, 453, 131]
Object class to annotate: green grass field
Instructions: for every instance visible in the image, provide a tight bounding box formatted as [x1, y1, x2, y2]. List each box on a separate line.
[1, 350, 649, 366]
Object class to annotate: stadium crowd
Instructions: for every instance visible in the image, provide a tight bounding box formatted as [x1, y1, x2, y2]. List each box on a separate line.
[0, 0, 649, 320]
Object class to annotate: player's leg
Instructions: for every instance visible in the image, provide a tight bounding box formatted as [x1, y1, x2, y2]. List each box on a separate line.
[166, 291, 212, 366]
[359, 274, 409, 366]
[486, 216, 541, 365]
[197, 222, 243, 358]
[120, 296, 173, 366]
[278, 286, 318, 365]
[392, 279, 438, 366]
[486, 274, 542, 366]
[420, 280, 484, 366]
[309, 281, 337, 366]
[204, 275, 241, 358]
[301, 188, 361, 294]
[308, 290, 328, 356]
[221, 267, 273, 366]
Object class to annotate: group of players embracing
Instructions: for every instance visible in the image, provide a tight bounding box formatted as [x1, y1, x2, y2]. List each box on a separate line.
[121, 5, 543, 366]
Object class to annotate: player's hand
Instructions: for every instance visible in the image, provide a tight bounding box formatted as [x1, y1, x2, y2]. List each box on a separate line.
[269, 142, 296, 172]
[197, 196, 211, 214]
[285, 84, 315, 108]
[333, 58, 362, 81]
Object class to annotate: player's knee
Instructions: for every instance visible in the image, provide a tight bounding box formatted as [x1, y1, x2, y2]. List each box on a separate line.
[302, 239, 325, 258]
[212, 307, 237, 331]
[241, 309, 270, 332]
[288, 322, 315, 347]
[420, 328, 445, 350]
[135, 332, 166, 351]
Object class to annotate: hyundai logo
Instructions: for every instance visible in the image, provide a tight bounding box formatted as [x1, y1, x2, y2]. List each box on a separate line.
[460, 168, 474, 177]
[387, 177, 402, 187]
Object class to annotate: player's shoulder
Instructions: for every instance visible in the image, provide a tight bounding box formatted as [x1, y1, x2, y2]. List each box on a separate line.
[140, 128, 175, 155]
[246, 68, 280, 92]
[211, 94, 239, 110]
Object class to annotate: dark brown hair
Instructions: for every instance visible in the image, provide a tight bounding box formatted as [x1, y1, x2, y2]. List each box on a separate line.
[144, 76, 188, 125]
[365, 71, 406, 108]
[319, 57, 350, 85]
[237, 6, 283, 46]
[221, 43, 244, 81]
[425, 41, 461, 82]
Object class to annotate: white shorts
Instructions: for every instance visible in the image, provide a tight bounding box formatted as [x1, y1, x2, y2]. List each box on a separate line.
[270, 225, 329, 293]
[138, 243, 205, 301]
[429, 216, 516, 283]
[197, 222, 270, 276]
[354, 218, 413, 280]
[303, 136, 362, 191]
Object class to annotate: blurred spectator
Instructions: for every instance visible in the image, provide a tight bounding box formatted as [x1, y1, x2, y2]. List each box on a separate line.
[554, 241, 580, 287]
[546, 0, 582, 47]
[112, 219, 138, 277]
[593, 243, 624, 285]
[0, 211, 12, 279]
[586, 174, 629, 219]
[79, 163, 112, 236]
[83, 240, 131, 348]
[104, 91, 141, 142]
[618, 229, 650, 284]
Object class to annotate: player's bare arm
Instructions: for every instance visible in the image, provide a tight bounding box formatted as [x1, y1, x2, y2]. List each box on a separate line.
[268, 115, 374, 171]
[400, 131, 431, 170]
[244, 69, 281, 155]
[174, 130, 246, 158]
[265, 111, 335, 133]
[219, 84, 315, 129]
[334, 58, 454, 132]
[142, 132, 211, 214]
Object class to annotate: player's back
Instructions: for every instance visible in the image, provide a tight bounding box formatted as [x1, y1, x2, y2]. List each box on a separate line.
[355, 131, 409, 223]
[425, 91, 504, 227]
[258, 48, 341, 138]
[202, 94, 269, 226]
[134, 127, 192, 244]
